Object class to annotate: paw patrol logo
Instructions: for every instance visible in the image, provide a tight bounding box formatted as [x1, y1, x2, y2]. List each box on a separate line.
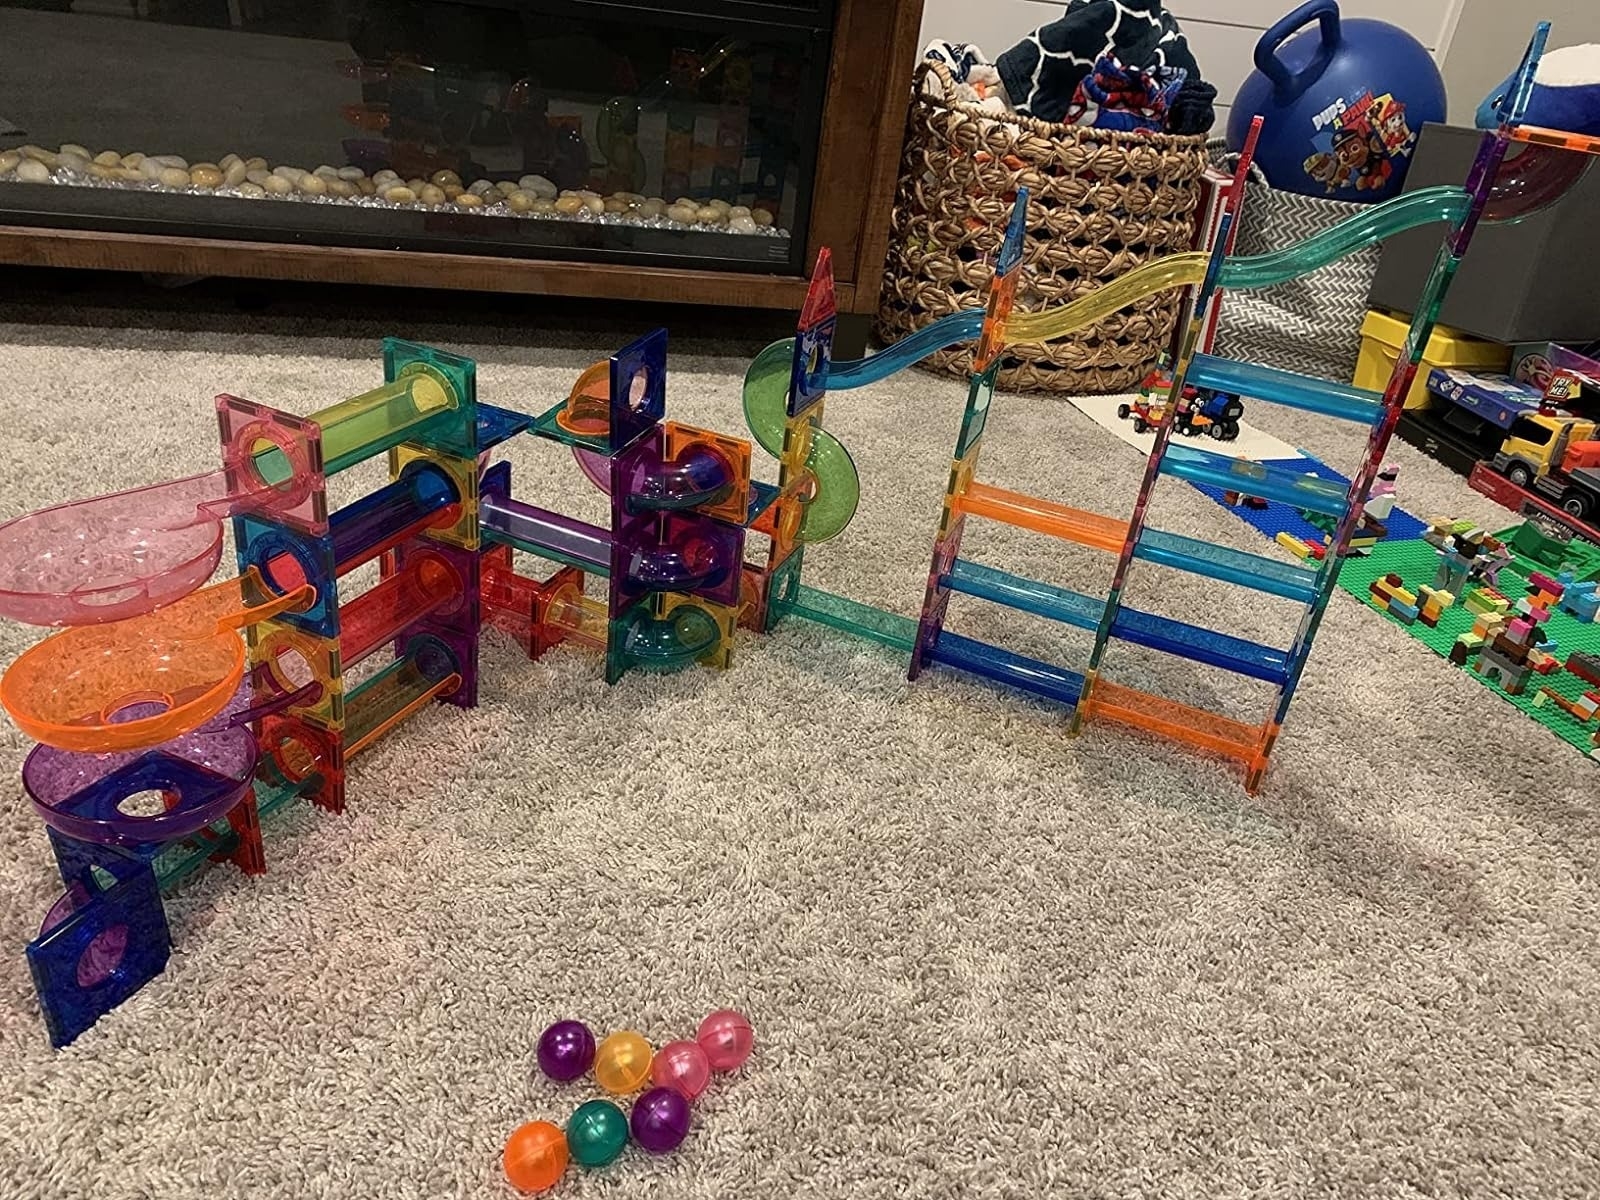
[1302, 90, 1417, 194]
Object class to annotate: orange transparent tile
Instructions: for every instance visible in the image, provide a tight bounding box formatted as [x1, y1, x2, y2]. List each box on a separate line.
[1086, 680, 1260, 762]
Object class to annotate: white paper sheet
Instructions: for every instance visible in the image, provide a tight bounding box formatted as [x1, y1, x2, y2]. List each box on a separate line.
[1067, 393, 1307, 462]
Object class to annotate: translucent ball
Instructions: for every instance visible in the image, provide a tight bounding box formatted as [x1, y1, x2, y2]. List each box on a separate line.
[536, 1019, 596, 1083]
[593, 1030, 654, 1095]
[630, 1086, 691, 1154]
[566, 1099, 629, 1168]
[503, 1120, 569, 1193]
[651, 1039, 712, 1100]
[697, 1009, 754, 1073]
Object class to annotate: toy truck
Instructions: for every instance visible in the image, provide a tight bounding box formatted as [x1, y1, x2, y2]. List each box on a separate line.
[1494, 424, 1600, 519]
[1427, 367, 1600, 518]
[1116, 395, 1166, 434]
[1118, 367, 1243, 440]
[1185, 388, 1245, 441]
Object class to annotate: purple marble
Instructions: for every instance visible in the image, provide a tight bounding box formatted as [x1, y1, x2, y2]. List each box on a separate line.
[536, 1019, 596, 1082]
[630, 1086, 691, 1154]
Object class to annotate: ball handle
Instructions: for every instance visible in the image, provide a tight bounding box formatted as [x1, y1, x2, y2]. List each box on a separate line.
[1254, 0, 1341, 97]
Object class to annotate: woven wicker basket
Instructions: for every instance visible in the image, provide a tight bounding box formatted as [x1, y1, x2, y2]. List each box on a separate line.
[1210, 147, 1378, 384]
[875, 60, 1209, 393]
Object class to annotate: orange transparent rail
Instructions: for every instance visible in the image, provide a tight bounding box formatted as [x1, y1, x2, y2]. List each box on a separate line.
[1508, 124, 1600, 156]
[545, 580, 609, 649]
[1083, 680, 1262, 764]
[956, 483, 1131, 554]
[344, 645, 462, 758]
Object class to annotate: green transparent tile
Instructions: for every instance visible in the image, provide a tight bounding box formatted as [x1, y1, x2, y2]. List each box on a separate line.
[784, 586, 917, 654]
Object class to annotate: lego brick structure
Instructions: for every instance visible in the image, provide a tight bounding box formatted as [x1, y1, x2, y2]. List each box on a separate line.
[1337, 528, 1600, 760]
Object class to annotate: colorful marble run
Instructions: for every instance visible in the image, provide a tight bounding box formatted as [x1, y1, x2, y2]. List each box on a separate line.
[772, 24, 1569, 792]
[0, 26, 1566, 1049]
[0, 320, 843, 1048]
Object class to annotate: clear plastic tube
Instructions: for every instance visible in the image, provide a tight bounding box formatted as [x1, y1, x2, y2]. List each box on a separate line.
[1005, 254, 1209, 343]
[827, 311, 986, 390]
[312, 371, 458, 474]
[480, 495, 612, 574]
[1218, 185, 1472, 290]
[338, 552, 461, 668]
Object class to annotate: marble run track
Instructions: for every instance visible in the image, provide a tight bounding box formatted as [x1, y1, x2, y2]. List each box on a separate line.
[749, 23, 1569, 793]
[0, 25, 1568, 1048]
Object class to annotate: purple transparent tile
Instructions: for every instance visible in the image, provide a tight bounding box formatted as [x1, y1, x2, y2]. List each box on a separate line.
[23, 687, 259, 847]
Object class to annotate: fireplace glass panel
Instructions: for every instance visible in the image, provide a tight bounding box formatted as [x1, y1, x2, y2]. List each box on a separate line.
[0, 0, 831, 273]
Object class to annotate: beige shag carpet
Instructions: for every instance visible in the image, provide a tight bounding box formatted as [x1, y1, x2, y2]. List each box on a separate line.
[0, 277, 1595, 1200]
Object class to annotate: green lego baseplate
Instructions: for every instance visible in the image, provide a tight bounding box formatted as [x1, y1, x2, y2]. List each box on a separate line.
[1336, 528, 1600, 762]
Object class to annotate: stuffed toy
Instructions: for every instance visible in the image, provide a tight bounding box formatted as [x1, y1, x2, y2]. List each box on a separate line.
[996, 0, 1213, 133]
[1478, 43, 1600, 136]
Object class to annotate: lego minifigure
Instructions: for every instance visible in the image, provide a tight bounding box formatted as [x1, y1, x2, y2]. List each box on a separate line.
[1364, 463, 1400, 523]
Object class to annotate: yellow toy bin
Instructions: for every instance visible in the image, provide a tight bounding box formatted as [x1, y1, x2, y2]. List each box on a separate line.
[1354, 309, 1510, 410]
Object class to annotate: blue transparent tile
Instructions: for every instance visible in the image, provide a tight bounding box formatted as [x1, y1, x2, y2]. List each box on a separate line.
[1110, 606, 1290, 684]
[476, 403, 534, 451]
[944, 559, 1106, 630]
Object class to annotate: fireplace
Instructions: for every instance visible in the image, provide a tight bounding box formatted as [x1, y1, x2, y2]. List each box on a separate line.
[0, 0, 923, 347]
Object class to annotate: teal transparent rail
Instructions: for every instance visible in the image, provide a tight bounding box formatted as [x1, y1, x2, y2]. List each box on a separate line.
[1186, 354, 1385, 425]
[783, 585, 918, 653]
[821, 186, 1470, 392]
[1161, 445, 1350, 517]
[1134, 527, 1321, 604]
[827, 311, 986, 390]
[944, 559, 1106, 630]
[1218, 186, 1470, 290]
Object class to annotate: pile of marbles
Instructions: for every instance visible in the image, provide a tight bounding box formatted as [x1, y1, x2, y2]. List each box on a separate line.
[502, 1008, 755, 1194]
[0, 143, 785, 237]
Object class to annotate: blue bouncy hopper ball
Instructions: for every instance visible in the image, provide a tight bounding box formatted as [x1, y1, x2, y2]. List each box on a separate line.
[1228, 0, 1445, 202]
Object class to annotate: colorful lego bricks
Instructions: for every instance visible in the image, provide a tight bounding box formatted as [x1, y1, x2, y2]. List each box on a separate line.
[1185, 454, 1425, 551]
[1339, 527, 1600, 759]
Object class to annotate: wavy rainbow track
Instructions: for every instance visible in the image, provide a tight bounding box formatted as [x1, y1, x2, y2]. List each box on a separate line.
[825, 185, 1480, 388]
[740, 160, 1579, 540]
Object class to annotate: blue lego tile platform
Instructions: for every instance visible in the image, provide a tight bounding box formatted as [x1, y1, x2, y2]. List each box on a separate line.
[1185, 455, 1425, 547]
